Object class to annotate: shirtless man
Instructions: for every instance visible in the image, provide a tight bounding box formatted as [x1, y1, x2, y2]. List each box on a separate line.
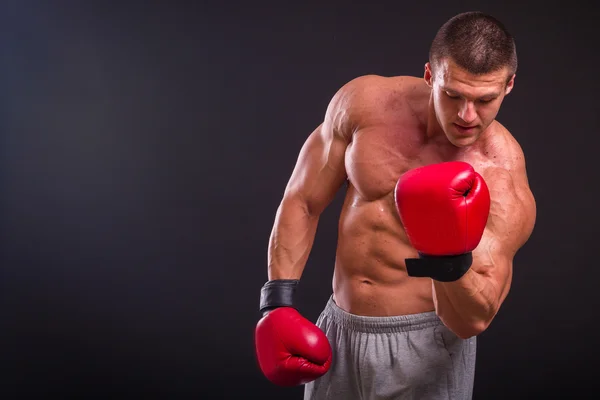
[254, 11, 537, 400]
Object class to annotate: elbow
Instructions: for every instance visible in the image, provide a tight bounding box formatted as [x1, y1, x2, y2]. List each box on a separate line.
[451, 306, 501, 338]
[439, 307, 498, 339]
[452, 320, 491, 339]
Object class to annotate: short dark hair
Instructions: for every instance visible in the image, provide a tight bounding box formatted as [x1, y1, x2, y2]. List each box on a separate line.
[429, 11, 517, 77]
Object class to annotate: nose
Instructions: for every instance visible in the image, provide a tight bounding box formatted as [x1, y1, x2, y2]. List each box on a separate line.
[458, 101, 477, 124]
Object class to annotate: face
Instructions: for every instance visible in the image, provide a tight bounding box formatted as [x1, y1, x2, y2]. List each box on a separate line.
[424, 57, 515, 147]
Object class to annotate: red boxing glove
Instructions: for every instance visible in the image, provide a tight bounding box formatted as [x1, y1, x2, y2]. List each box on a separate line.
[255, 307, 332, 386]
[394, 161, 490, 281]
[255, 280, 332, 386]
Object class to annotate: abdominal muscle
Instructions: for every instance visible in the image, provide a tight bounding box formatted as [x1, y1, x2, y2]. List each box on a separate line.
[332, 186, 435, 317]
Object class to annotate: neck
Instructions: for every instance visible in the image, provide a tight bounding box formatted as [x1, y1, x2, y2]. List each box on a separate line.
[423, 95, 474, 157]
[425, 95, 449, 144]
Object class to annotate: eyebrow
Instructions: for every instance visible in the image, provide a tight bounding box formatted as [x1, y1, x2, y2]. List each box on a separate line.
[444, 88, 500, 101]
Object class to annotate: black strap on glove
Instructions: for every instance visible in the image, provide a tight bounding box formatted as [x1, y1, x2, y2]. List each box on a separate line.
[259, 279, 300, 315]
[405, 252, 473, 282]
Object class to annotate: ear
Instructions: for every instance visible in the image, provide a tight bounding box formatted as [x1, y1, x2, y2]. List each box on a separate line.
[505, 74, 515, 95]
[424, 62, 433, 87]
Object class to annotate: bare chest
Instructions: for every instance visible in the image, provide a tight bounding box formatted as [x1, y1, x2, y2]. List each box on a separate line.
[345, 125, 489, 201]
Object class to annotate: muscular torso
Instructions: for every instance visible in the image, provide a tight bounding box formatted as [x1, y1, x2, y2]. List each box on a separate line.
[332, 76, 504, 316]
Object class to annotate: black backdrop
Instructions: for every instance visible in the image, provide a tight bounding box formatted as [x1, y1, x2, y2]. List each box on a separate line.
[1, 1, 598, 399]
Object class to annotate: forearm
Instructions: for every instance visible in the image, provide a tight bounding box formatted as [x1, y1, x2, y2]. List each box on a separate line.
[267, 196, 319, 280]
[432, 265, 503, 338]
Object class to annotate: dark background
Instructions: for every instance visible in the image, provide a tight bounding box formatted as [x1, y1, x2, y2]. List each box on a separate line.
[1, 1, 597, 399]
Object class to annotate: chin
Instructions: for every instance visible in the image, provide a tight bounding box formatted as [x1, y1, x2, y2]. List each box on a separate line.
[446, 134, 479, 148]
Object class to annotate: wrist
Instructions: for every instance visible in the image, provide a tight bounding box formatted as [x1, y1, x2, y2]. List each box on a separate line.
[259, 279, 300, 315]
[405, 252, 473, 282]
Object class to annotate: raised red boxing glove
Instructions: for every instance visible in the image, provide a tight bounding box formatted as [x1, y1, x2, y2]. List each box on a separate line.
[394, 161, 490, 281]
[255, 280, 332, 386]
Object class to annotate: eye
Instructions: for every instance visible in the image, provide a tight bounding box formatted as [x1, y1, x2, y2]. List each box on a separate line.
[478, 98, 494, 104]
[445, 91, 460, 99]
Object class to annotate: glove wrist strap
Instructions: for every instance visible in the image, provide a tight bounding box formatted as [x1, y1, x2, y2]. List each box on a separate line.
[259, 279, 300, 315]
[405, 252, 473, 282]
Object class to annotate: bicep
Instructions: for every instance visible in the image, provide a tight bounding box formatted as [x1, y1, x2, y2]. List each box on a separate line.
[472, 165, 537, 296]
[486, 169, 535, 255]
[284, 121, 349, 216]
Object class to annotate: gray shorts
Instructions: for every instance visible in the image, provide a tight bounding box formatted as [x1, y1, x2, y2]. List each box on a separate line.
[304, 296, 476, 400]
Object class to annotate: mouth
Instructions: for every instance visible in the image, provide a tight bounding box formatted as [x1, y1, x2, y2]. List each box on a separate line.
[453, 123, 478, 134]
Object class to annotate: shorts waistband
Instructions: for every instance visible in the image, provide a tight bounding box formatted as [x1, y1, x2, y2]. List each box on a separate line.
[322, 295, 443, 334]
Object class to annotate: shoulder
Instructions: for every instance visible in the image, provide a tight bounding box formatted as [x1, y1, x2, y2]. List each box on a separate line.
[479, 121, 536, 212]
[482, 122, 527, 174]
[479, 123, 537, 253]
[480, 122, 537, 232]
[325, 75, 424, 134]
[328, 75, 423, 111]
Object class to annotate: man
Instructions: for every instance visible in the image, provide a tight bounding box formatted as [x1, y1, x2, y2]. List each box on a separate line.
[255, 11, 536, 400]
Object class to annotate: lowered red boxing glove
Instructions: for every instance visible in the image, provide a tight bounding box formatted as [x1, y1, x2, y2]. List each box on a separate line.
[394, 161, 490, 281]
[255, 280, 332, 386]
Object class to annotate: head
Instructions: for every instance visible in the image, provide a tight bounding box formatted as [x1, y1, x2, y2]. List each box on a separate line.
[424, 11, 517, 147]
